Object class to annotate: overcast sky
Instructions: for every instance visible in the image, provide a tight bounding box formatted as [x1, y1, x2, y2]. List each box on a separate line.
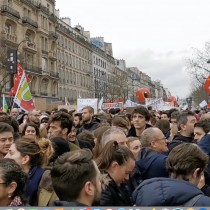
[55, 0, 210, 99]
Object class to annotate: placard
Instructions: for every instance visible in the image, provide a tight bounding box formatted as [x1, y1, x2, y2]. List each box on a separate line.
[77, 98, 98, 114]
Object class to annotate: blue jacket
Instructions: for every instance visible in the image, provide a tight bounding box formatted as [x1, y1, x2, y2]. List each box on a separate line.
[136, 148, 169, 180]
[133, 177, 210, 206]
[198, 134, 210, 155]
[25, 166, 44, 205]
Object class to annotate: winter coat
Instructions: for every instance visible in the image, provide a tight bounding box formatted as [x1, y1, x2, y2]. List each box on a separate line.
[100, 175, 133, 206]
[168, 132, 194, 152]
[136, 147, 169, 180]
[133, 177, 210, 206]
[127, 124, 152, 137]
[77, 118, 100, 134]
[25, 166, 44, 206]
[38, 169, 58, 206]
[198, 134, 210, 156]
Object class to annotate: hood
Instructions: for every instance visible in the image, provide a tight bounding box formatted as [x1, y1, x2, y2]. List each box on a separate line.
[50, 200, 87, 206]
[133, 177, 203, 206]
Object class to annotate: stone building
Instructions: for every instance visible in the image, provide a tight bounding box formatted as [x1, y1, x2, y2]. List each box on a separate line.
[0, 0, 59, 103]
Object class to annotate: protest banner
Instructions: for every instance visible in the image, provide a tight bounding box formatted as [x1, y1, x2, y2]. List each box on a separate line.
[77, 98, 98, 114]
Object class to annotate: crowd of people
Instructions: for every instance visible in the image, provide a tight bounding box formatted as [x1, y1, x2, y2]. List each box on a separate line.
[0, 105, 210, 206]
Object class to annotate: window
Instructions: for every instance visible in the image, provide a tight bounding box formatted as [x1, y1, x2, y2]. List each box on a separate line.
[4, 23, 12, 34]
[42, 58, 48, 71]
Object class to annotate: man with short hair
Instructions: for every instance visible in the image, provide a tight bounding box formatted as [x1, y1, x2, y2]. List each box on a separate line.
[48, 112, 79, 150]
[136, 127, 169, 180]
[51, 149, 101, 206]
[101, 127, 128, 148]
[133, 143, 210, 206]
[77, 106, 100, 134]
[168, 110, 196, 152]
[127, 106, 152, 137]
[160, 111, 170, 121]
[0, 122, 14, 159]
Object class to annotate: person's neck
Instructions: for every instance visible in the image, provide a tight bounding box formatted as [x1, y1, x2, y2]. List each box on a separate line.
[22, 165, 30, 174]
[0, 197, 11, 206]
[135, 126, 146, 137]
[76, 197, 91, 206]
[0, 153, 5, 160]
[179, 131, 192, 137]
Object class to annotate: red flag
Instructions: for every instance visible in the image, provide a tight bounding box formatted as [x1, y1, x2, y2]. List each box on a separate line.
[9, 64, 31, 96]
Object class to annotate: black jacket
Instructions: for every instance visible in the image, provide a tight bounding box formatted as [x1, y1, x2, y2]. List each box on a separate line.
[100, 176, 133, 206]
[77, 118, 100, 134]
[127, 124, 152, 137]
[168, 132, 194, 152]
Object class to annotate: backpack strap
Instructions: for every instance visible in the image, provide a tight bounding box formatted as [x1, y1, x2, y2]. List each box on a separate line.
[183, 194, 203, 206]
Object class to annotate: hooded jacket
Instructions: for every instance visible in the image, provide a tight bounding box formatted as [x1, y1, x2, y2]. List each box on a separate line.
[136, 147, 169, 180]
[133, 177, 210, 206]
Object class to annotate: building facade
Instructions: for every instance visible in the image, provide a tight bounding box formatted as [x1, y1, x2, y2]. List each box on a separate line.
[0, 0, 59, 103]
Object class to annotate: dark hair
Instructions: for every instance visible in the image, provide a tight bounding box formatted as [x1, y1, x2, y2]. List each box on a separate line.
[95, 140, 135, 171]
[77, 130, 95, 148]
[177, 111, 195, 130]
[51, 149, 97, 201]
[22, 122, 40, 137]
[160, 111, 169, 118]
[0, 158, 26, 201]
[166, 143, 208, 180]
[0, 122, 14, 134]
[74, 113, 82, 121]
[15, 136, 54, 168]
[155, 119, 170, 134]
[194, 119, 210, 134]
[170, 111, 180, 120]
[132, 106, 150, 121]
[59, 108, 68, 113]
[111, 116, 129, 130]
[49, 112, 73, 134]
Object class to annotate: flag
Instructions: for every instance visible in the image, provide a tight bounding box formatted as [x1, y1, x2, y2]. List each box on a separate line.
[13, 70, 35, 111]
[2, 94, 8, 113]
[9, 64, 31, 96]
[98, 97, 104, 110]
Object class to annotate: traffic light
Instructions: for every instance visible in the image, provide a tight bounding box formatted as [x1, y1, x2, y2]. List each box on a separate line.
[7, 49, 17, 73]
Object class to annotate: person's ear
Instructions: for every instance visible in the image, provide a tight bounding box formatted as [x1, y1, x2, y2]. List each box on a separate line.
[7, 181, 17, 196]
[84, 181, 94, 196]
[192, 168, 202, 179]
[62, 128, 68, 135]
[180, 123, 186, 131]
[22, 155, 30, 165]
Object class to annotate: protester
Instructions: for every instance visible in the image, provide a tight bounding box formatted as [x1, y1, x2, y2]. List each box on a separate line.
[136, 127, 169, 180]
[194, 119, 210, 142]
[0, 159, 27, 206]
[0, 122, 14, 159]
[10, 108, 19, 119]
[96, 140, 135, 206]
[77, 106, 100, 134]
[127, 137, 142, 160]
[133, 143, 210, 206]
[127, 106, 152, 137]
[5, 136, 54, 205]
[51, 149, 101, 206]
[22, 122, 40, 137]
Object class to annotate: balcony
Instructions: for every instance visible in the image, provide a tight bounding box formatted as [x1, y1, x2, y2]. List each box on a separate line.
[23, 41, 37, 53]
[24, 65, 42, 75]
[2, 32, 17, 43]
[21, 0, 39, 8]
[22, 17, 38, 28]
[49, 13, 57, 22]
[50, 71, 59, 79]
[49, 51, 57, 61]
[1, 5, 20, 19]
[49, 31, 58, 39]
[40, 92, 48, 96]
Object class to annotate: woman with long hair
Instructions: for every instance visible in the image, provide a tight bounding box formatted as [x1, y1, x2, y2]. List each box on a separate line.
[5, 136, 54, 205]
[95, 140, 135, 206]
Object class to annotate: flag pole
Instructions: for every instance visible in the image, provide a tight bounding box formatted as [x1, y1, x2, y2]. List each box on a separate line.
[11, 71, 24, 110]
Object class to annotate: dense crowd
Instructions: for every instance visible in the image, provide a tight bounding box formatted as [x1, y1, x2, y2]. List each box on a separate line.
[0, 106, 210, 206]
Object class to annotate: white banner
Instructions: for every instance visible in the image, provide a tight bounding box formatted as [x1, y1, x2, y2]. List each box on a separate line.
[77, 98, 98, 114]
[102, 102, 124, 109]
[199, 100, 208, 108]
[124, 100, 139, 107]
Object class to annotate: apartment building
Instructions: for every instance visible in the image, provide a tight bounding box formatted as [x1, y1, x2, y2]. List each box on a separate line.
[0, 0, 59, 102]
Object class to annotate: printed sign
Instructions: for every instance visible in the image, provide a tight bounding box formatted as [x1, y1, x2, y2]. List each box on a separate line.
[77, 98, 98, 114]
